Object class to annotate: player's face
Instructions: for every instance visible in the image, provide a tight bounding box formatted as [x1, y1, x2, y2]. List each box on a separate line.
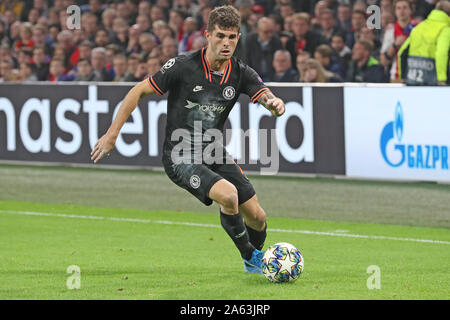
[206, 25, 240, 61]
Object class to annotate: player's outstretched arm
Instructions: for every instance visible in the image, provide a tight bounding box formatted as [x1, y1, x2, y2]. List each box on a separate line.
[90, 79, 155, 163]
[257, 91, 285, 117]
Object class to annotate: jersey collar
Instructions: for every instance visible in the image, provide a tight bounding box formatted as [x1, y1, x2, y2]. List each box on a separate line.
[201, 47, 232, 85]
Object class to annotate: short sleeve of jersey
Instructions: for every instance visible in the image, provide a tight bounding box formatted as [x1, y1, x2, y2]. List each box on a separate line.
[240, 65, 272, 104]
[147, 57, 182, 95]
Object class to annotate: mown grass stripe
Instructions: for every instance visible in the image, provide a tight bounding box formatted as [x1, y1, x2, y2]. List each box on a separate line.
[1, 209, 449, 245]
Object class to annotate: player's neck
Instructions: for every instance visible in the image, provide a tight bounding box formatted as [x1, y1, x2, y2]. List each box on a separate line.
[205, 47, 229, 73]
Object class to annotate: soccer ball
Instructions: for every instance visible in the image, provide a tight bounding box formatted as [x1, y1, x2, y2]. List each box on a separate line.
[261, 242, 304, 283]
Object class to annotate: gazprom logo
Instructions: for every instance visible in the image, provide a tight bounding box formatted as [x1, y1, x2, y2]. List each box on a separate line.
[379, 101, 448, 170]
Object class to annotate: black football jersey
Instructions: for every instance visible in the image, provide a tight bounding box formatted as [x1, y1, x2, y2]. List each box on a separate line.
[147, 48, 271, 158]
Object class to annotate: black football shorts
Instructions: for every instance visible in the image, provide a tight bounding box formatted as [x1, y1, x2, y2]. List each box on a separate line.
[162, 157, 256, 206]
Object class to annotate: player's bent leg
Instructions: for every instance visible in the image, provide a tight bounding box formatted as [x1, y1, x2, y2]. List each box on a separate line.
[209, 179, 263, 273]
[239, 194, 267, 252]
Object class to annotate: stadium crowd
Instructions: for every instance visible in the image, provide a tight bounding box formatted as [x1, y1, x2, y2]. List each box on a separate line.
[0, 0, 442, 83]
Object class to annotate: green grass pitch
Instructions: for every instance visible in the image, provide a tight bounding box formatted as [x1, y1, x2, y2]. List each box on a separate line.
[0, 164, 449, 300]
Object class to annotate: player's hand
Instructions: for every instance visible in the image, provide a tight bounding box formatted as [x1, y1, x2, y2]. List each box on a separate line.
[266, 97, 285, 117]
[90, 133, 116, 164]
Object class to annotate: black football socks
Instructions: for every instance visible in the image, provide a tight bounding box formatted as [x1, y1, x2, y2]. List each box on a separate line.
[220, 211, 255, 261]
[246, 222, 267, 251]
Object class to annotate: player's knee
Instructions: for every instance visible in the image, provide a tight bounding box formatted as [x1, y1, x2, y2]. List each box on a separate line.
[254, 208, 266, 230]
[220, 187, 239, 213]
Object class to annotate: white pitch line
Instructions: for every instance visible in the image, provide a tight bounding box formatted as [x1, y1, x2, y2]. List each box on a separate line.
[1, 209, 449, 245]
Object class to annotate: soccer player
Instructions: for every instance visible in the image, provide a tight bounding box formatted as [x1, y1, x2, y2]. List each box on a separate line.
[90, 6, 285, 274]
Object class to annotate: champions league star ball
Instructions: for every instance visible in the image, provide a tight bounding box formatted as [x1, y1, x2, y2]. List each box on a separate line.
[262, 242, 304, 283]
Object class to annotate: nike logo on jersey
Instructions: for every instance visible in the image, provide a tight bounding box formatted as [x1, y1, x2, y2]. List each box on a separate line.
[184, 100, 227, 113]
[193, 86, 203, 92]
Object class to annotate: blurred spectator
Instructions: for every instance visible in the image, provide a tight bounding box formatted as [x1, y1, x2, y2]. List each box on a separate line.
[311, 1, 328, 33]
[28, 8, 40, 25]
[48, 8, 60, 26]
[179, 17, 202, 53]
[314, 44, 344, 79]
[278, 1, 296, 20]
[32, 24, 53, 56]
[32, 45, 49, 81]
[191, 36, 208, 52]
[279, 30, 292, 48]
[245, 17, 283, 81]
[90, 47, 113, 81]
[79, 40, 94, 60]
[48, 58, 74, 81]
[301, 58, 342, 82]
[112, 54, 131, 82]
[15, 22, 34, 52]
[268, 14, 284, 35]
[111, 17, 128, 51]
[105, 43, 122, 73]
[136, 14, 152, 33]
[295, 51, 311, 81]
[150, 6, 166, 23]
[169, 9, 185, 43]
[160, 37, 178, 62]
[153, 20, 175, 44]
[381, 10, 396, 30]
[360, 26, 381, 59]
[286, 13, 327, 66]
[138, 1, 151, 17]
[337, 3, 352, 33]
[125, 53, 141, 80]
[57, 30, 79, 68]
[147, 55, 162, 76]
[380, 0, 418, 81]
[251, 5, 266, 22]
[345, 9, 366, 48]
[381, 0, 395, 13]
[174, 0, 199, 17]
[331, 32, 352, 74]
[48, 24, 61, 43]
[95, 28, 111, 48]
[139, 33, 157, 60]
[101, 8, 117, 34]
[346, 39, 387, 82]
[17, 47, 32, 65]
[19, 62, 37, 81]
[271, 49, 299, 82]
[81, 12, 99, 42]
[128, 59, 148, 82]
[0, 58, 19, 82]
[126, 24, 142, 55]
[353, 1, 367, 12]
[318, 8, 344, 44]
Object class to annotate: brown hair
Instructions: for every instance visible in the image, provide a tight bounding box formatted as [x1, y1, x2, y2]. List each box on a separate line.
[207, 5, 241, 32]
[356, 39, 374, 53]
[315, 44, 334, 59]
[292, 12, 310, 24]
[393, 0, 412, 10]
[301, 58, 327, 82]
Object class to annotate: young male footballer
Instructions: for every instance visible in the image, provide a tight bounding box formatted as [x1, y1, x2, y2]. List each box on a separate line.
[91, 5, 285, 274]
